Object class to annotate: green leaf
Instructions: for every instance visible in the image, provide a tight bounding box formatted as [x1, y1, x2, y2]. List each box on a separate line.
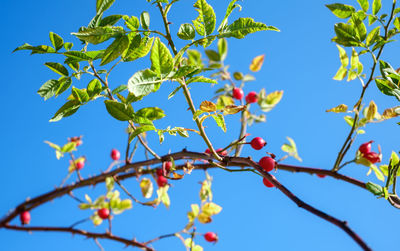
[49, 32, 64, 51]
[129, 124, 156, 143]
[45, 62, 69, 76]
[350, 48, 359, 70]
[366, 182, 384, 196]
[106, 176, 115, 191]
[186, 76, 217, 84]
[72, 87, 90, 103]
[351, 14, 367, 41]
[13, 43, 35, 53]
[366, 26, 380, 46]
[334, 23, 359, 44]
[123, 36, 154, 62]
[173, 66, 200, 78]
[140, 11, 150, 30]
[218, 0, 242, 32]
[123, 15, 140, 31]
[177, 23, 196, 40]
[211, 114, 226, 132]
[150, 37, 173, 77]
[61, 142, 77, 153]
[37, 79, 59, 100]
[336, 45, 348, 67]
[50, 100, 81, 122]
[97, 0, 116, 14]
[63, 51, 94, 61]
[391, 151, 400, 166]
[127, 69, 162, 97]
[370, 165, 385, 181]
[205, 49, 220, 61]
[13, 44, 56, 54]
[100, 15, 124, 26]
[372, 0, 381, 15]
[394, 17, 400, 31]
[71, 26, 124, 45]
[333, 66, 347, 80]
[87, 79, 103, 97]
[281, 137, 302, 162]
[56, 77, 72, 96]
[104, 100, 134, 121]
[112, 85, 127, 94]
[100, 35, 130, 66]
[192, 0, 216, 37]
[118, 199, 132, 211]
[326, 4, 356, 19]
[88, 13, 103, 29]
[136, 107, 165, 121]
[218, 38, 228, 61]
[357, 0, 369, 12]
[218, 17, 279, 39]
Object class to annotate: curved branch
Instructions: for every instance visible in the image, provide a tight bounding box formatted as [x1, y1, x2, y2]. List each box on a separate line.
[0, 151, 371, 250]
[4, 224, 153, 251]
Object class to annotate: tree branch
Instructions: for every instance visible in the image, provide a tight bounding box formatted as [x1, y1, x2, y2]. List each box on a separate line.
[0, 151, 371, 250]
[4, 224, 154, 251]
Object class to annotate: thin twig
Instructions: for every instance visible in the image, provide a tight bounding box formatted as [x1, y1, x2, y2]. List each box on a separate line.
[94, 238, 105, 251]
[113, 177, 154, 207]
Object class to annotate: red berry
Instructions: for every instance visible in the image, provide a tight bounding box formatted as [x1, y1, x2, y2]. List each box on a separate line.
[97, 208, 110, 219]
[204, 232, 218, 243]
[156, 168, 164, 176]
[205, 148, 211, 154]
[111, 149, 120, 161]
[262, 177, 274, 188]
[76, 160, 85, 170]
[250, 137, 267, 150]
[364, 152, 381, 164]
[232, 88, 244, 100]
[317, 174, 326, 178]
[20, 211, 30, 225]
[259, 156, 275, 172]
[164, 161, 172, 173]
[359, 141, 373, 154]
[245, 91, 258, 104]
[157, 175, 168, 187]
[216, 148, 227, 156]
[69, 136, 82, 147]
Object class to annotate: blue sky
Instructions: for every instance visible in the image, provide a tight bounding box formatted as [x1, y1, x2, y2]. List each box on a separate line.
[1, 0, 400, 250]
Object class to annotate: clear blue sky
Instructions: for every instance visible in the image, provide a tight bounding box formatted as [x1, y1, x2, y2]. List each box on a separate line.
[1, 0, 400, 250]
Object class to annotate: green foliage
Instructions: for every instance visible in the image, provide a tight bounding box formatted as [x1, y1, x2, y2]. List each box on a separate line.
[192, 0, 216, 37]
[218, 18, 279, 39]
[150, 37, 173, 77]
[71, 26, 124, 45]
[178, 23, 196, 40]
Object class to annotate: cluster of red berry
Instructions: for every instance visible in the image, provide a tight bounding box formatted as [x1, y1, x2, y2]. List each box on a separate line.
[232, 88, 258, 104]
[156, 161, 172, 187]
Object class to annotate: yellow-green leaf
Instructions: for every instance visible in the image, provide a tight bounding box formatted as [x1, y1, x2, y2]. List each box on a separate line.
[140, 178, 153, 199]
[249, 54, 265, 72]
[200, 100, 217, 112]
[326, 104, 348, 113]
[366, 100, 378, 121]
